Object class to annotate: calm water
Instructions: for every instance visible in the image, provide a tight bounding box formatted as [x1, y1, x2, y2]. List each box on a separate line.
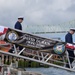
[26, 67, 75, 75]
[36, 33, 75, 42]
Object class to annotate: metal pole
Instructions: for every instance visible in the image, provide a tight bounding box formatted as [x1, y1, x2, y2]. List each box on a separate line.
[0, 51, 75, 72]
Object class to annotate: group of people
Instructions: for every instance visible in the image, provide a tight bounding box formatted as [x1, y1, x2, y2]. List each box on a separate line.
[14, 17, 75, 68]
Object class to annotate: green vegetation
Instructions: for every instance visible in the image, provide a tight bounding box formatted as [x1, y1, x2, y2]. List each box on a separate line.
[31, 62, 40, 68]
[4, 59, 49, 68]
[53, 61, 64, 66]
[5, 60, 11, 65]
[24, 61, 29, 67]
[18, 60, 49, 68]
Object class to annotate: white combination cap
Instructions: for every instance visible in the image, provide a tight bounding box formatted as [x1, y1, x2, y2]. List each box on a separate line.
[70, 28, 75, 31]
[18, 16, 24, 20]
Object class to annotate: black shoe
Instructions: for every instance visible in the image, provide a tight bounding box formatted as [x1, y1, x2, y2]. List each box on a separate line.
[66, 64, 70, 68]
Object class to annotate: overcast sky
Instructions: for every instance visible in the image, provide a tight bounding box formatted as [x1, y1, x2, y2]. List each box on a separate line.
[0, 0, 75, 29]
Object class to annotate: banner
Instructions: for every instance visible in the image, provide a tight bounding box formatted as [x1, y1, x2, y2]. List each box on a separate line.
[4, 28, 58, 49]
[4, 28, 66, 55]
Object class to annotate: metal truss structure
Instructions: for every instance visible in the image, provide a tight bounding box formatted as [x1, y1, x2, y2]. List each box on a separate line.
[0, 44, 75, 72]
[0, 25, 75, 72]
[26, 20, 75, 34]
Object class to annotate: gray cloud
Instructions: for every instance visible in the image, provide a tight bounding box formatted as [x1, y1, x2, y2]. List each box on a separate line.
[0, 0, 75, 31]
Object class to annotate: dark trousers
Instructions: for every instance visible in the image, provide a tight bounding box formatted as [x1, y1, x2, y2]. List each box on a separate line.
[15, 44, 23, 50]
[9, 45, 23, 53]
[67, 49, 74, 64]
[66, 49, 74, 68]
[67, 49, 75, 64]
